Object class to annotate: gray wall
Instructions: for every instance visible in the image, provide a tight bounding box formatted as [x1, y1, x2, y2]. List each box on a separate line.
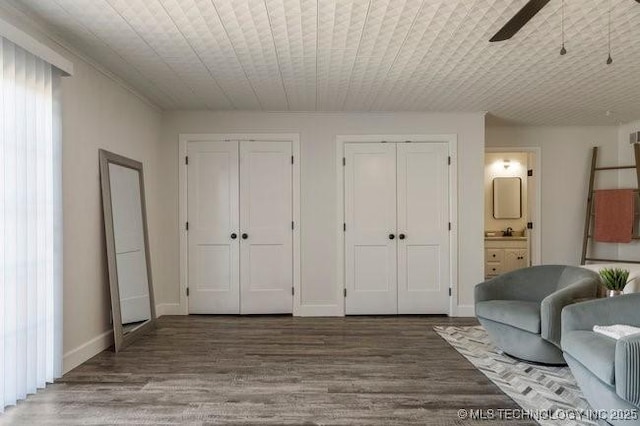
[157, 111, 487, 317]
[486, 125, 620, 265]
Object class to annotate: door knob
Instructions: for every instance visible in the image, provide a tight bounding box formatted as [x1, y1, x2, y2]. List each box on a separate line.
[242, 233, 248, 239]
[398, 233, 406, 240]
[388, 234, 395, 240]
[231, 233, 237, 239]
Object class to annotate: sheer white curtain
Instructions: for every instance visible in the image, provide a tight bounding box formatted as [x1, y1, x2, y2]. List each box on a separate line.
[0, 36, 62, 412]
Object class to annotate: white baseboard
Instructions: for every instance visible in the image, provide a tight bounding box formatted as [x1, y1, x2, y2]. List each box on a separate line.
[61, 301, 473, 374]
[295, 303, 473, 317]
[155, 303, 183, 317]
[63, 329, 113, 374]
[154, 302, 471, 317]
[453, 304, 475, 317]
[296, 304, 343, 317]
[62, 303, 182, 375]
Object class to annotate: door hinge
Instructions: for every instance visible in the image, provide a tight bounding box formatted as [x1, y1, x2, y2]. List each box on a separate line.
[449, 288, 452, 297]
[291, 155, 294, 165]
[448, 156, 451, 165]
[185, 221, 189, 231]
[292, 287, 294, 296]
[343, 223, 346, 232]
[342, 157, 346, 166]
[292, 221, 295, 230]
[185, 156, 189, 165]
[344, 288, 347, 297]
[186, 287, 190, 297]
[527, 222, 533, 229]
[448, 222, 451, 231]
[528, 169, 533, 177]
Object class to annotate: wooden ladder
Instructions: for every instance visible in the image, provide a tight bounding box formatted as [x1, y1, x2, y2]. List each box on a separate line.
[580, 143, 640, 265]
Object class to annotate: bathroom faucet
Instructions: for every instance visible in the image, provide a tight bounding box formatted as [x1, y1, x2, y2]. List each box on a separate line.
[504, 227, 513, 237]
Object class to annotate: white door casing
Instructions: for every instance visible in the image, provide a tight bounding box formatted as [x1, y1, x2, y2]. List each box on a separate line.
[396, 142, 450, 314]
[485, 147, 541, 267]
[187, 141, 240, 314]
[239, 141, 294, 314]
[179, 134, 300, 316]
[344, 143, 398, 315]
[342, 139, 454, 315]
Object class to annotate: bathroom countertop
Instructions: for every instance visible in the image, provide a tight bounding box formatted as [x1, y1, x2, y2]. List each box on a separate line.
[484, 236, 528, 241]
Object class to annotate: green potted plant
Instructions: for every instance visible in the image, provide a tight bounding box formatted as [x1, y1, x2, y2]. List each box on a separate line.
[599, 267, 630, 297]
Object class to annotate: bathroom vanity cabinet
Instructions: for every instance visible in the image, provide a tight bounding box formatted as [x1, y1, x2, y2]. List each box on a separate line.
[484, 237, 529, 279]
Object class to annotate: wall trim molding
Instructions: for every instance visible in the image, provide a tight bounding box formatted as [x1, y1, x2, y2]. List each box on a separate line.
[296, 304, 343, 317]
[64, 303, 182, 374]
[156, 303, 182, 317]
[0, 1, 161, 111]
[454, 305, 475, 317]
[63, 329, 113, 374]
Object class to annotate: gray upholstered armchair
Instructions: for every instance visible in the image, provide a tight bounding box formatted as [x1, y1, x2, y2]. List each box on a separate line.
[562, 294, 640, 425]
[475, 265, 600, 365]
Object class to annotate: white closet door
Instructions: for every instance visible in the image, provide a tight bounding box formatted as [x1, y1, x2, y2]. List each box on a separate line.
[345, 143, 398, 315]
[240, 141, 293, 314]
[187, 141, 240, 314]
[397, 143, 450, 314]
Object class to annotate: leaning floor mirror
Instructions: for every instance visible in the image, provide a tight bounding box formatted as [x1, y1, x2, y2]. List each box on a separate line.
[99, 150, 156, 352]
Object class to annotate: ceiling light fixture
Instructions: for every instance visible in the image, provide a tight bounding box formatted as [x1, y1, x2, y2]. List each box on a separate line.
[559, 0, 567, 56]
[491, 0, 640, 68]
[503, 160, 511, 169]
[607, 0, 613, 65]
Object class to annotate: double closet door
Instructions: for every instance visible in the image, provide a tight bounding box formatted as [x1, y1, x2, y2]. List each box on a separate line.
[187, 140, 293, 314]
[344, 142, 450, 315]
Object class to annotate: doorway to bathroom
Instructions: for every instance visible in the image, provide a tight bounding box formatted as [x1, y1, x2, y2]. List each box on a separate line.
[484, 148, 541, 280]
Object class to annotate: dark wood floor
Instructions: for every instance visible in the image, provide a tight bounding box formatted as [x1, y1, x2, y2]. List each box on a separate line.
[1, 316, 534, 425]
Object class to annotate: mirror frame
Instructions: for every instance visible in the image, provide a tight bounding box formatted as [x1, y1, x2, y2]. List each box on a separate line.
[493, 176, 522, 219]
[99, 149, 156, 352]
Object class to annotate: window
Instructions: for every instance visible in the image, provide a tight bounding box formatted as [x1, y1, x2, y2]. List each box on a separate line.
[0, 36, 62, 412]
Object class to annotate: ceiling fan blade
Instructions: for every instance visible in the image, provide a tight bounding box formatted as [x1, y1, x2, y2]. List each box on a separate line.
[490, 0, 552, 42]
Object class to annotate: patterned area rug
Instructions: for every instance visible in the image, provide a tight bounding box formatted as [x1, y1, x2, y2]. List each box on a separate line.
[434, 326, 596, 426]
